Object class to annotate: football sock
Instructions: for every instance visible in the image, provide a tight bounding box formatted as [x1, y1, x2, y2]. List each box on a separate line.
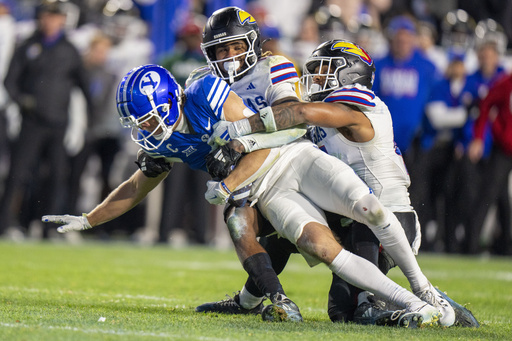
[328, 249, 425, 309]
[242, 252, 285, 300]
[369, 211, 429, 293]
[238, 285, 265, 309]
[351, 195, 429, 293]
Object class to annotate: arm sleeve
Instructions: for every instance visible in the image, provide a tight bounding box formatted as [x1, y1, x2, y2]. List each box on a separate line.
[235, 126, 307, 153]
[425, 101, 467, 129]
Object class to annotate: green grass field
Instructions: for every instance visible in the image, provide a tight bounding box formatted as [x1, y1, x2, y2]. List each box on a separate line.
[1, 240, 511, 341]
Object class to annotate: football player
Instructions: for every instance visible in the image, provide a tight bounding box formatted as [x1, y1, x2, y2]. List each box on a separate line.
[41, 62, 307, 319]
[205, 40, 464, 327]
[187, 6, 307, 321]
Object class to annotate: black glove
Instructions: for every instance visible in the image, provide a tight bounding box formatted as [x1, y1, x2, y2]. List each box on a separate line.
[205, 144, 243, 180]
[135, 151, 172, 178]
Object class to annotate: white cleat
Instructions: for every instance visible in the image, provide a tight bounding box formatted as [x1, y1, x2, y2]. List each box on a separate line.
[415, 282, 456, 327]
[406, 303, 441, 327]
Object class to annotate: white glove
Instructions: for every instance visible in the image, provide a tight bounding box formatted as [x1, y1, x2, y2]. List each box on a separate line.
[205, 180, 230, 205]
[207, 119, 251, 147]
[208, 121, 236, 146]
[41, 214, 92, 233]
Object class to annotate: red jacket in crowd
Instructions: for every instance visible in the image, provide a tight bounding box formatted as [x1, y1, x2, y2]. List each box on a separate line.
[475, 73, 512, 156]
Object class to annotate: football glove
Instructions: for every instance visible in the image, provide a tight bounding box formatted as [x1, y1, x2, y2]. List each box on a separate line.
[205, 144, 243, 180]
[207, 120, 251, 146]
[205, 180, 231, 205]
[135, 150, 172, 178]
[41, 214, 92, 233]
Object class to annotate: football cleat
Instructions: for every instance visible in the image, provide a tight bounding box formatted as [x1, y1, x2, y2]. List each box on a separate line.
[396, 311, 424, 328]
[405, 302, 441, 327]
[261, 294, 303, 322]
[415, 282, 456, 327]
[195, 292, 264, 315]
[353, 300, 422, 328]
[435, 288, 480, 328]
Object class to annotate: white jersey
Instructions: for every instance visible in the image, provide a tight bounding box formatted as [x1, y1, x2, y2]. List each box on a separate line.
[186, 55, 300, 110]
[310, 84, 412, 212]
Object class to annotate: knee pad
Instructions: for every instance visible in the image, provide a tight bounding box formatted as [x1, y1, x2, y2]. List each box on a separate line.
[352, 194, 387, 228]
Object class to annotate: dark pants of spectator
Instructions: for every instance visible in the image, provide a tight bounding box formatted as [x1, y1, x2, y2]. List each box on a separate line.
[409, 143, 456, 252]
[0, 117, 69, 237]
[443, 154, 483, 253]
[67, 137, 121, 214]
[0, 107, 11, 183]
[158, 163, 212, 244]
[464, 147, 512, 255]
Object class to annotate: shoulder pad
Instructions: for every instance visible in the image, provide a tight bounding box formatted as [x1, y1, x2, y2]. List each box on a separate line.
[268, 55, 299, 86]
[185, 66, 211, 88]
[324, 85, 376, 109]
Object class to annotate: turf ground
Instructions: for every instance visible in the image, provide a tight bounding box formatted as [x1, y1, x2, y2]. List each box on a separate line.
[1, 240, 511, 341]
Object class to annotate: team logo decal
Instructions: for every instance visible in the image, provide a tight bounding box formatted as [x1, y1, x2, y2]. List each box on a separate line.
[331, 41, 373, 66]
[139, 71, 161, 95]
[237, 10, 256, 25]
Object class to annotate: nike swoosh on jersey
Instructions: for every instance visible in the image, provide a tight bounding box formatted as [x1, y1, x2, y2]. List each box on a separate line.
[204, 118, 211, 130]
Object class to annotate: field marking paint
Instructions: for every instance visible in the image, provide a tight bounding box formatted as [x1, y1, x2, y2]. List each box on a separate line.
[0, 322, 227, 340]
[0, 286, 178, 302]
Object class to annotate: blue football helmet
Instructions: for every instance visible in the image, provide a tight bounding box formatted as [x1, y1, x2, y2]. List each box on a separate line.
[116, 64, 182, 150]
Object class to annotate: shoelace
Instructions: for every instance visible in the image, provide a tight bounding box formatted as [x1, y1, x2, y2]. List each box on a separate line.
[391, 309, 406, 321]
[422, 290, 450, 308]
[217, 293, 239, 306]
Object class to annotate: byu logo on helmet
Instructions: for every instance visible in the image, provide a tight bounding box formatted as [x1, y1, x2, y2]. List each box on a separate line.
[140, 71, 161, 95]
[331, 41, 373, 66]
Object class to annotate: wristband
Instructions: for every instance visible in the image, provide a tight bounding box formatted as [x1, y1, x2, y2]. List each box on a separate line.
[259, 106, 277, 132]
[220, 181, 232, 195]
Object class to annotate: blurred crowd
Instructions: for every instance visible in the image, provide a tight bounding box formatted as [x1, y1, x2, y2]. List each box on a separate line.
[0, 0, 511, 256]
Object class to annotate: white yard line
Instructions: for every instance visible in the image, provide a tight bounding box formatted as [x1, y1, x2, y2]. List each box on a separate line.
[0, 286, 178, 302]
[0, 322, 227, 340]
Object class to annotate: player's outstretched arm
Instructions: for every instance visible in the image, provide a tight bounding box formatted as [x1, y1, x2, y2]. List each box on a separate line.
[254, 101, 367, 132]
[42, 170, 167, 232]
[210, 101, 370, 144]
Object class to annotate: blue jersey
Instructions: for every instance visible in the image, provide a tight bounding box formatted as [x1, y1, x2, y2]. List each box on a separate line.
[420, 77, 461, 150]
[457, 66, 506, 156]
[142, 74, 231, 171]
[373, 50, 438, 152]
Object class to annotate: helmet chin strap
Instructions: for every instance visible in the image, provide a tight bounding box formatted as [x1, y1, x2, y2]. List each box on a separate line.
[224, 60, 240, 83]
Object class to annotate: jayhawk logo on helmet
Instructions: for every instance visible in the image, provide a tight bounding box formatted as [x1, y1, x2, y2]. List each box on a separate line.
[331, 41, 373, 66]
[237, 9, 256, 25]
